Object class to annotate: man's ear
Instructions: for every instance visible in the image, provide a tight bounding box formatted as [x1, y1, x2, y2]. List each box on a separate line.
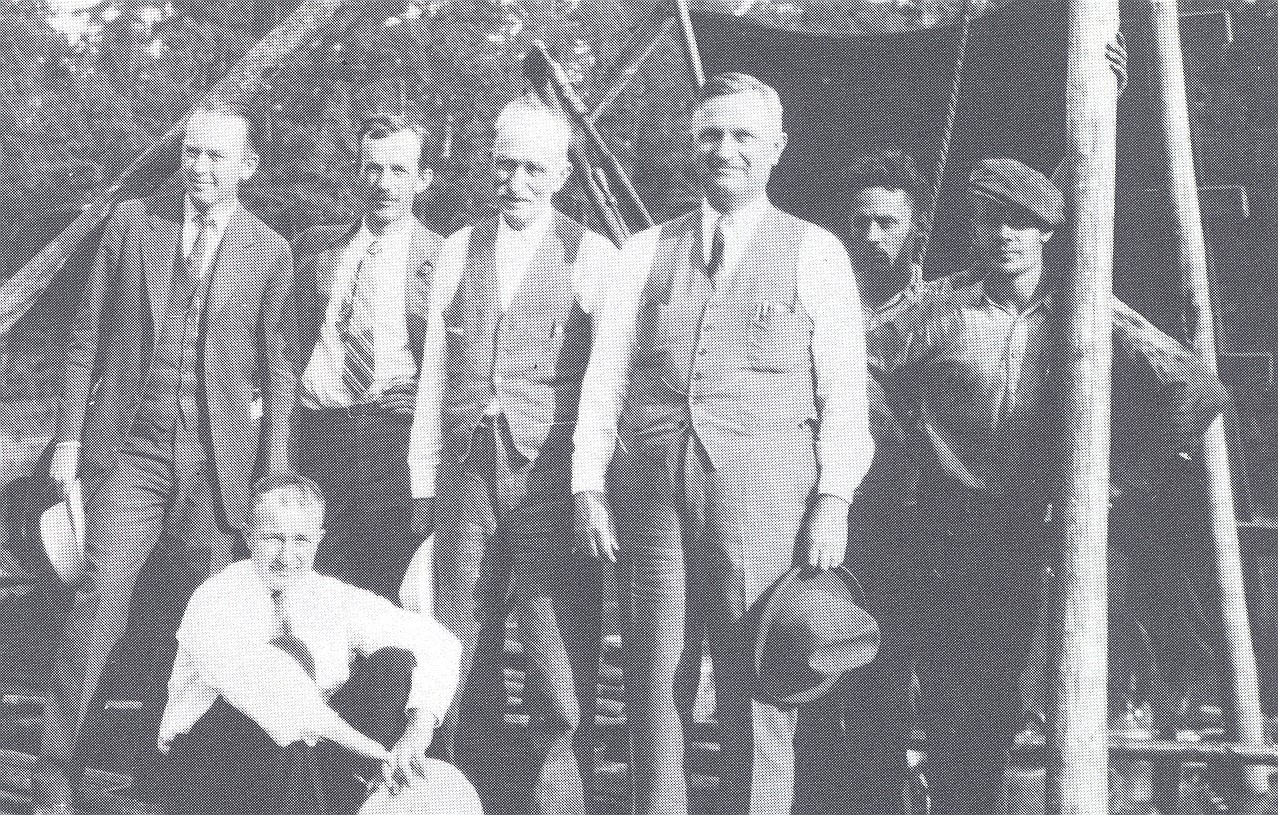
[1041, 229, 1054, 244]
[239, 151, 260, 183]
[416, 166, 434, 194]
[774, 130, 789, 162]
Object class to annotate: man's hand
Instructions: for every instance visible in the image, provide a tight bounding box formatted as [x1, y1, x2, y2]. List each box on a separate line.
[50, 442, 79, 494]
[324, 716, 392, 769]
[804, 494, 850, 572]
[411, 497, 433, 541]
[383, 711, 435, 794]
[574, 490, 619, 563]
[1106, 30, 1128, 96]
[378, 376, 418, 416]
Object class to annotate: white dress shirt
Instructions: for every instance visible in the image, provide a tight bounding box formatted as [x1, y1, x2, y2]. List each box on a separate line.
[406, 207, 619, 499]
[158, 560, 461, 752]
[571, 197, 874, 504]
[183, 194, 237, 279]
[300, 215, 421, 409]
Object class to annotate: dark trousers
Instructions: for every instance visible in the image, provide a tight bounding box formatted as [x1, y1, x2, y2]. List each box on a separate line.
[295, 406, 416, 601]
[894, 495, 1043, 815]
[157, 647, 416, 815]
[436, 417, 602, 815]
[38, 420, 237, 808]
[614, 430, 812, 815]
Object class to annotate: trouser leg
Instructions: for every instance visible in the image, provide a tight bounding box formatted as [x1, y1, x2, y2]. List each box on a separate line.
[619, 499, 692, 815]
[39, 448, 175, 808]
[509, 511, 604, 815]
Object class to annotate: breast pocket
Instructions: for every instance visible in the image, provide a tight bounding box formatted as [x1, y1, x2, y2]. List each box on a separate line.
[745, 305, 810, 373]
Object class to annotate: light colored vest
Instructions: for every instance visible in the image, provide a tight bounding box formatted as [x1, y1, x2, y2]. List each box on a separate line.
[442, 212, 591, 462]
[620, 207, 817, 471]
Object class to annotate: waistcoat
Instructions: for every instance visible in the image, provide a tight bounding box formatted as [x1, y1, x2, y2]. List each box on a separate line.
[136, 230, 218, 435]
[442, 212, 592, 462]
[620, 207, 817, 471]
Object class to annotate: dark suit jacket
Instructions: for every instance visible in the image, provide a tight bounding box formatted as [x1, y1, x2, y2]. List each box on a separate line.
[289, 218, 443, 394]
[55, 191, 296, 532]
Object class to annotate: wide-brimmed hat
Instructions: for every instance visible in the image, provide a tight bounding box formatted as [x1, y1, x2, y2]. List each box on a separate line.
[358, 760, 483, 815]
[751, 565, 881, 709]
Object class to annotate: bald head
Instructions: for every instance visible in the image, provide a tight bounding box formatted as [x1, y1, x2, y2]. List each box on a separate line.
[490, 94, 573, 229]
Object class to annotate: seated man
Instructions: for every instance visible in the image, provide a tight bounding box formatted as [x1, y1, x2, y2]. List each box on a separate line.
[155, 472, 462, 815]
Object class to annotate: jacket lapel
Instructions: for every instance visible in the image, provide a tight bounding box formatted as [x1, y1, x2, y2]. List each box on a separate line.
[205, 205, 260, 333]
[141, 196, 183, 326]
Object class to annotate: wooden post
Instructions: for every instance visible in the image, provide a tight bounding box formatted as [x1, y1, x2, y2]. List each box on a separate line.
[1043, 2, 1119, 814]
[673, 0, 706, 88]
[1147, 0, 1270, 794]
[0, 0, 358, 338]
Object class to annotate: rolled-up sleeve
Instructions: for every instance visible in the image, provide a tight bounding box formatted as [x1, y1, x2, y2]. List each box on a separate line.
[571, 226, 661, 495]
[1111, 297, 1229, 452]
[797, 226, 875, 503]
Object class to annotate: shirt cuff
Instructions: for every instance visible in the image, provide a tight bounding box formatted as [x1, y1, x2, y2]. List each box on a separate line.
[407, 667, 449, 725]
[571, 452, 607, 496]
[409, 466, 435, 500]
[55, 440, 81, 450]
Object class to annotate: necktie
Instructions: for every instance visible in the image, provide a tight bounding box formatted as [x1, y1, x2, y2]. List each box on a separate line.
[339, 241, 379, 400]
[706, 216, 727, 282]
[271, 589, 293, 639]
[186, 214, 211, 286]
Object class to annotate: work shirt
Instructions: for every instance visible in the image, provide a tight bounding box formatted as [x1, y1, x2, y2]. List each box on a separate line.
[407, 207, 617, 498]
[158, 560, 461, 752]
[894, 277, 1230, 503]
[572, 197, 874, 503]
[300, 216, 420, 409]
[181, 194, 235, 281]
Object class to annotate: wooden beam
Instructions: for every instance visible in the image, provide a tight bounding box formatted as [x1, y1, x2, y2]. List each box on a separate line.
[1043, 1, 1119, 814]
[1148, 0, 1270, 795]
[0, 0, 358, 338]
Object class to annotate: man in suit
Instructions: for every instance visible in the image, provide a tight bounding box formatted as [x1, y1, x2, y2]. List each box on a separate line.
[887, 157, 1228, 815]
[407, 93, 618, 814]
[291, 114, 443, 600]
[41, 98, 295, 813]
[572, 73, 875, 815]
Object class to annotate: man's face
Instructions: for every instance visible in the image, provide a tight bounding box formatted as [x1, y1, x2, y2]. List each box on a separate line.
[181, 110, 257, 213]
[491, 124, 570, 230]
[692, 92, 786, 212]
[248, 490, 323, 594]
[969, 194, 1051, 279]
[358, 129, 432, 231]
[850, 186, 915, 279]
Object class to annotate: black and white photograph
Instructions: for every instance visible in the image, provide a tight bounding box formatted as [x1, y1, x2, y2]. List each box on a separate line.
[0, 0, 1274, 813]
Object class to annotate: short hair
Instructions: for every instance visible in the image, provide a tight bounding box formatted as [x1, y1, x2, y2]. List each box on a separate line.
[695, 72, 784, 132]
[188, 96, 263, 157]
[493, 93, 573, 160]
[356, 113, 434, 171]
[844, 149, 920, 208]
[249, 471, 325, 529]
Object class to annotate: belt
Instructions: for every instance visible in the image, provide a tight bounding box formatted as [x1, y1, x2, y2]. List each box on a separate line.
[305, 401, 411, 423]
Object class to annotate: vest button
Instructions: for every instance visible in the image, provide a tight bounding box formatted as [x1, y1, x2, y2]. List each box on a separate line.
[693, 371, 703, 380]
[698, 347, 707, 355]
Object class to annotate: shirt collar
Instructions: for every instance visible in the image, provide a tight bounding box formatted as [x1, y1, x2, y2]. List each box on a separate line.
[184, 194, 238, 230]
[978, 276, 1052, 317]
[360, 214, 417, 247]
[700, 196, 772, 238]
[498, 207, 554, 248]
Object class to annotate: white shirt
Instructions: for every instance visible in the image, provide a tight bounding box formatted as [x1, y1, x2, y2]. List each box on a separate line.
[158, 560, 461, 752]
[182, 194, 237, 280]
[299, 216, 421, 409]
[406, 208, 620, 498]
[571, 198, 874, 503]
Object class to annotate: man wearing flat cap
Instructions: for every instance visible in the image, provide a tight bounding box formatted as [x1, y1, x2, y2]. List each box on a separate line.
[881, 156, 1228, 815]
[573, 72, 874, 815]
